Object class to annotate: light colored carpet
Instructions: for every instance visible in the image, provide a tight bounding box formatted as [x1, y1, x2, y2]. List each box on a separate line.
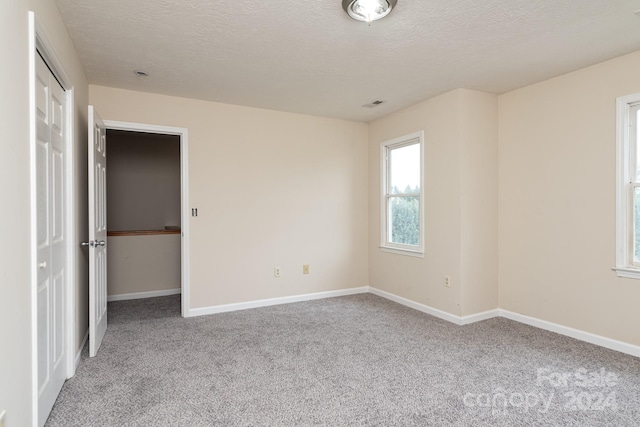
[46, 294, 640, 426]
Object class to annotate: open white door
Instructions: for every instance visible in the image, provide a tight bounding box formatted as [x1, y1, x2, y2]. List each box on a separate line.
[87, 105, 108, 357]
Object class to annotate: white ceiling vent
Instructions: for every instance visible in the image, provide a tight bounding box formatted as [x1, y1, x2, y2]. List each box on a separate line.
[362, 100, 385, 108]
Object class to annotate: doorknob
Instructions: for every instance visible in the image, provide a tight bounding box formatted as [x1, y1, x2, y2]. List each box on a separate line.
[38, 262, 47, 269]
[81, 240, 106, 248]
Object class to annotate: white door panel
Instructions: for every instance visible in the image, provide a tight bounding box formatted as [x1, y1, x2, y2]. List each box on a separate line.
[88, 105, 108, 357]
[36, 52, 67, 427]
[37, 280, 50, 392]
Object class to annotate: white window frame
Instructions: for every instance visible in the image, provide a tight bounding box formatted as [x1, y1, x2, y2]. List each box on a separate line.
[379, 131, 424, 257]
[615, 93, 640, 279]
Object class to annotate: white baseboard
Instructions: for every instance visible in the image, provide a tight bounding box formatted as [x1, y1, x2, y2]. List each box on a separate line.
[460, 308, 501, 325]
[499, 309, 640, 358]
[368, 287, 640, 358]
[369, 287, 467, 324]
[146, 284, 638, 359]
[369, 287, 500, 326]
[75, 330, 89, 370]
[107, 288, 181, 302]
[185, 286, 369, 318]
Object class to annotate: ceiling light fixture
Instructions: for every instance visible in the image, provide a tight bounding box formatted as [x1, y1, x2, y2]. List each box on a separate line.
[342, 0, 397, 25]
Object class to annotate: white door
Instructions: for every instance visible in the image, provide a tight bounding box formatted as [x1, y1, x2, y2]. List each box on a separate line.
[88, 105, 108, 357]
[36, 53, 68, 426]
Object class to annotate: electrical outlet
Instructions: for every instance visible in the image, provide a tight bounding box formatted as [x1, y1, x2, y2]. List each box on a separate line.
[303, 264, 309, 274]
[274, 267, 281, 278]
[0, 410, 6, 427]
[444, 275, 451, 287]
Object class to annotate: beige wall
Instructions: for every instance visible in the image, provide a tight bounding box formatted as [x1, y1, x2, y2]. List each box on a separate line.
[368, 89, 499, 317]
[459, 90, 499, 316]
[90, 85, 370, 308]
[499, 50, 640, 346]
[107, 131, 181, 231]
[0, 1, 88, 425]
[107, 235, 181, 296]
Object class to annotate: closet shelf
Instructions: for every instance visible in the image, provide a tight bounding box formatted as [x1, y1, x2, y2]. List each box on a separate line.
[107, 228, 180, 237]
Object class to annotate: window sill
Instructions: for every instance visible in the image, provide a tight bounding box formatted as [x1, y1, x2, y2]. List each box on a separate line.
[379, 246, 424, 258]
[612, 266, 640, 279]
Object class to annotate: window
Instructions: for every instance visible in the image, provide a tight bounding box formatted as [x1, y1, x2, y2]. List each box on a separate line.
[380, 131, 424, 256]
[615, 93, 640, 278]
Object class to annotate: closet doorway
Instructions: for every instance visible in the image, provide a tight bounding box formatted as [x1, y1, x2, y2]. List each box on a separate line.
[103, 121, 190, 317]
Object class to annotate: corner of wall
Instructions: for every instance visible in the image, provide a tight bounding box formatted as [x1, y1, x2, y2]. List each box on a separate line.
[458, 90, 499, 317]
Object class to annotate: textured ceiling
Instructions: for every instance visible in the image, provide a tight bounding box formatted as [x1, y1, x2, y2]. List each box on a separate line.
[55, 0, 640, 122]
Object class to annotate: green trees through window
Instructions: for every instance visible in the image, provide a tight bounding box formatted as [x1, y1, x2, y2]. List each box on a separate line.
[390, 185, 419, 245]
